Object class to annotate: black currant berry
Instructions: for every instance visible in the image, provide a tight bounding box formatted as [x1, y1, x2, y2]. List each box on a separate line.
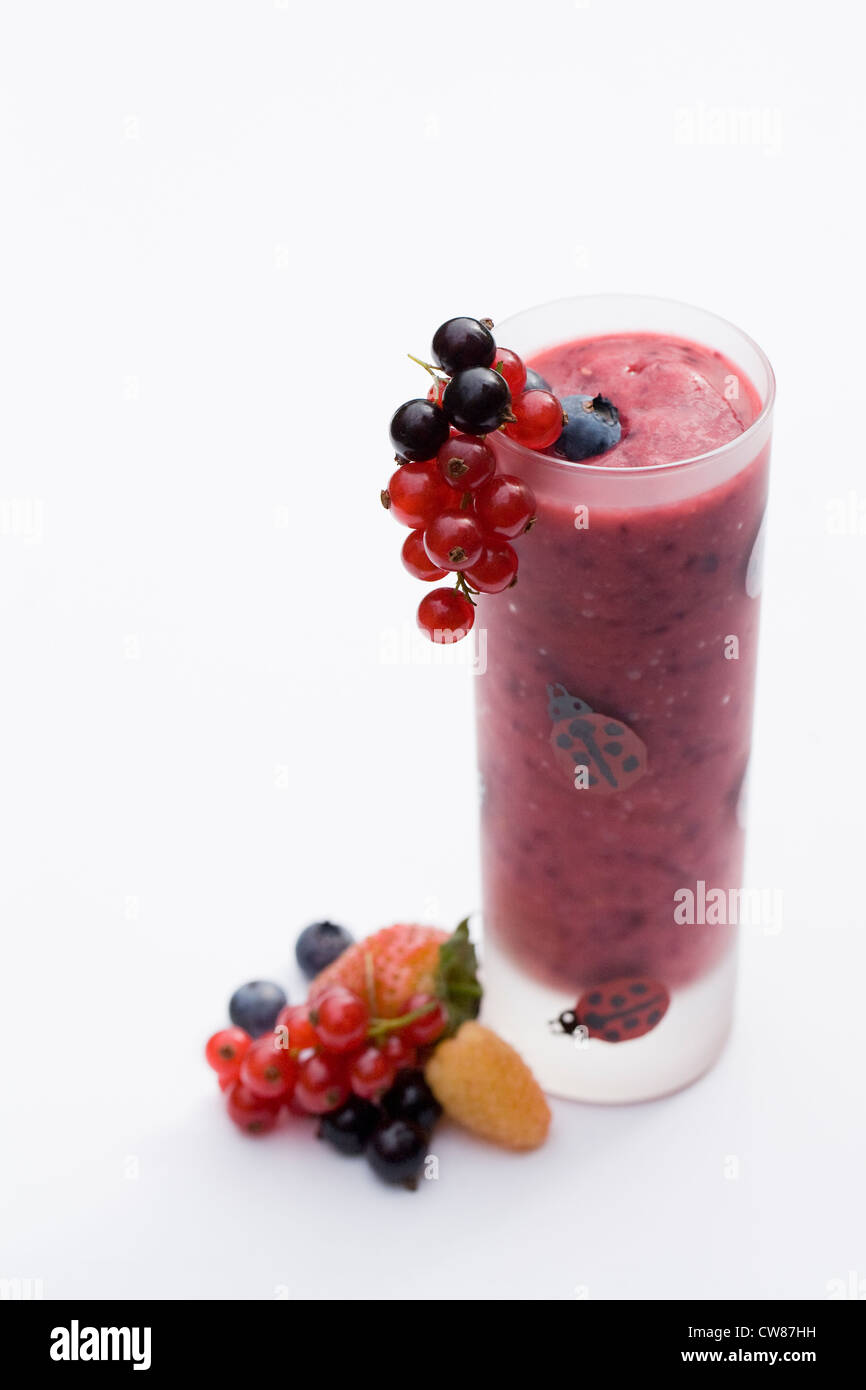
[318, 1096, 381, 1156]
[432, 317, 496, 375]
[390, 399, 450, 463]
[381, 1069, 442, 1135]
[366, 1118, 428, 1190]
[442, 367, 513, 434]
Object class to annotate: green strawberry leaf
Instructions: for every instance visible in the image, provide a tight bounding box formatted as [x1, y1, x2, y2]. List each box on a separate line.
[435, 917, 482, 1035]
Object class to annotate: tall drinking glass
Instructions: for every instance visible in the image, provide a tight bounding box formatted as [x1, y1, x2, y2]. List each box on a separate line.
[476, 295, 775, 1102]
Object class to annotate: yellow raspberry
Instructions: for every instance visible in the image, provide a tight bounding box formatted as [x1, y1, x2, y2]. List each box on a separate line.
[425, 1022, 551, 1151]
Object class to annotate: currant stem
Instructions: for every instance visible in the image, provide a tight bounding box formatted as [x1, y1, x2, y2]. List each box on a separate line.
[407, 353, 450, 383]
[367, 1000, 438, 1039]
[455, 572, 478, 605]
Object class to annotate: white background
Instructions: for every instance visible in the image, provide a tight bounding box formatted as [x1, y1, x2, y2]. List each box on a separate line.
[1, 0, 864, 1301]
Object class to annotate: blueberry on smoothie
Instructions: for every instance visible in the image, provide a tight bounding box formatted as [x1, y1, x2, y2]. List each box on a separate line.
[524, 367, 552, 393]
[554, 393, 621, 461]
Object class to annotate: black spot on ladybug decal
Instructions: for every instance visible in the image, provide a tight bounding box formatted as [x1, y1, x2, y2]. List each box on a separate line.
[572, 976, 670, 1042]
[547, 684, 647, 794]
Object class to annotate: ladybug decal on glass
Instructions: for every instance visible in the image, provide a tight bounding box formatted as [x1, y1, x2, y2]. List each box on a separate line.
[552, 977, 670, 1044]
[547, 684, 647, 794]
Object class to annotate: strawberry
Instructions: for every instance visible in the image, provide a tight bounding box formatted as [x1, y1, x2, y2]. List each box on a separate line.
[310, 919, 481, 1030]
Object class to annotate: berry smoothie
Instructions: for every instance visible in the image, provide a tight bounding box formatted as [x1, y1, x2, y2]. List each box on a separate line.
[477, 329, 770, 1006]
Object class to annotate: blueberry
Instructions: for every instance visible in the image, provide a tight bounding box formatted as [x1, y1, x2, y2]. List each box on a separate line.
[367, 1118, 428, 1190]
[228, 981, 287, 1038]
[381, 1069, 442, 1135]
[295, 921, 354, 979]
[524, 367, 552, 393]
[554, 393, 621, 461]
[318, 1096, 380, 1156]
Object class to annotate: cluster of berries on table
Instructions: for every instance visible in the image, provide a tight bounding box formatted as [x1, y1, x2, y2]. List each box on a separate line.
[204, 919, 488, 1189]
[382, 316, 567, 644]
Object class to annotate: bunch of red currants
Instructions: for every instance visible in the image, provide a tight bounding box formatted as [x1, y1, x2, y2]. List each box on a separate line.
[382, 316, 565, 643]
[205, 985, 447, 1135]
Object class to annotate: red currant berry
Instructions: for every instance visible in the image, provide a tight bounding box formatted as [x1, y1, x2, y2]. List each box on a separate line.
[417, 588, 475, 644]
[426, 380, 446, 406]
[436, 433, 495, 492]
[423, 510, 485, 571]
[295, 1052, 349, 1114]
[225, 1081, 281, 1135]
[504, 389, 563, 450]
[349, 1046, 396, 1101]
[287, 1091, 317, 1117]
[239, 1034, 299, 1100]
[383, 460, 453, 529]
[205, 1026, 251, 1078]
[276, 1003, 318, 1052]
[309, 986, 370, 1054]
[464, 537, 519, 594]
[493, 347, 527, 397]
[401, 528, 447, 582]
[474, 474, 537, 538]
[403, 993, 448, 1047]
[382, 1033, 418, 1070]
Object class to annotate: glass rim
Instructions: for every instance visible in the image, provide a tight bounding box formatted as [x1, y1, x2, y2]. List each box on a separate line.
[494, 292, 776, 477]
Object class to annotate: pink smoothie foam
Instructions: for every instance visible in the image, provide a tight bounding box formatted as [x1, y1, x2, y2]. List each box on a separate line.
[476, 332, 768, 990]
